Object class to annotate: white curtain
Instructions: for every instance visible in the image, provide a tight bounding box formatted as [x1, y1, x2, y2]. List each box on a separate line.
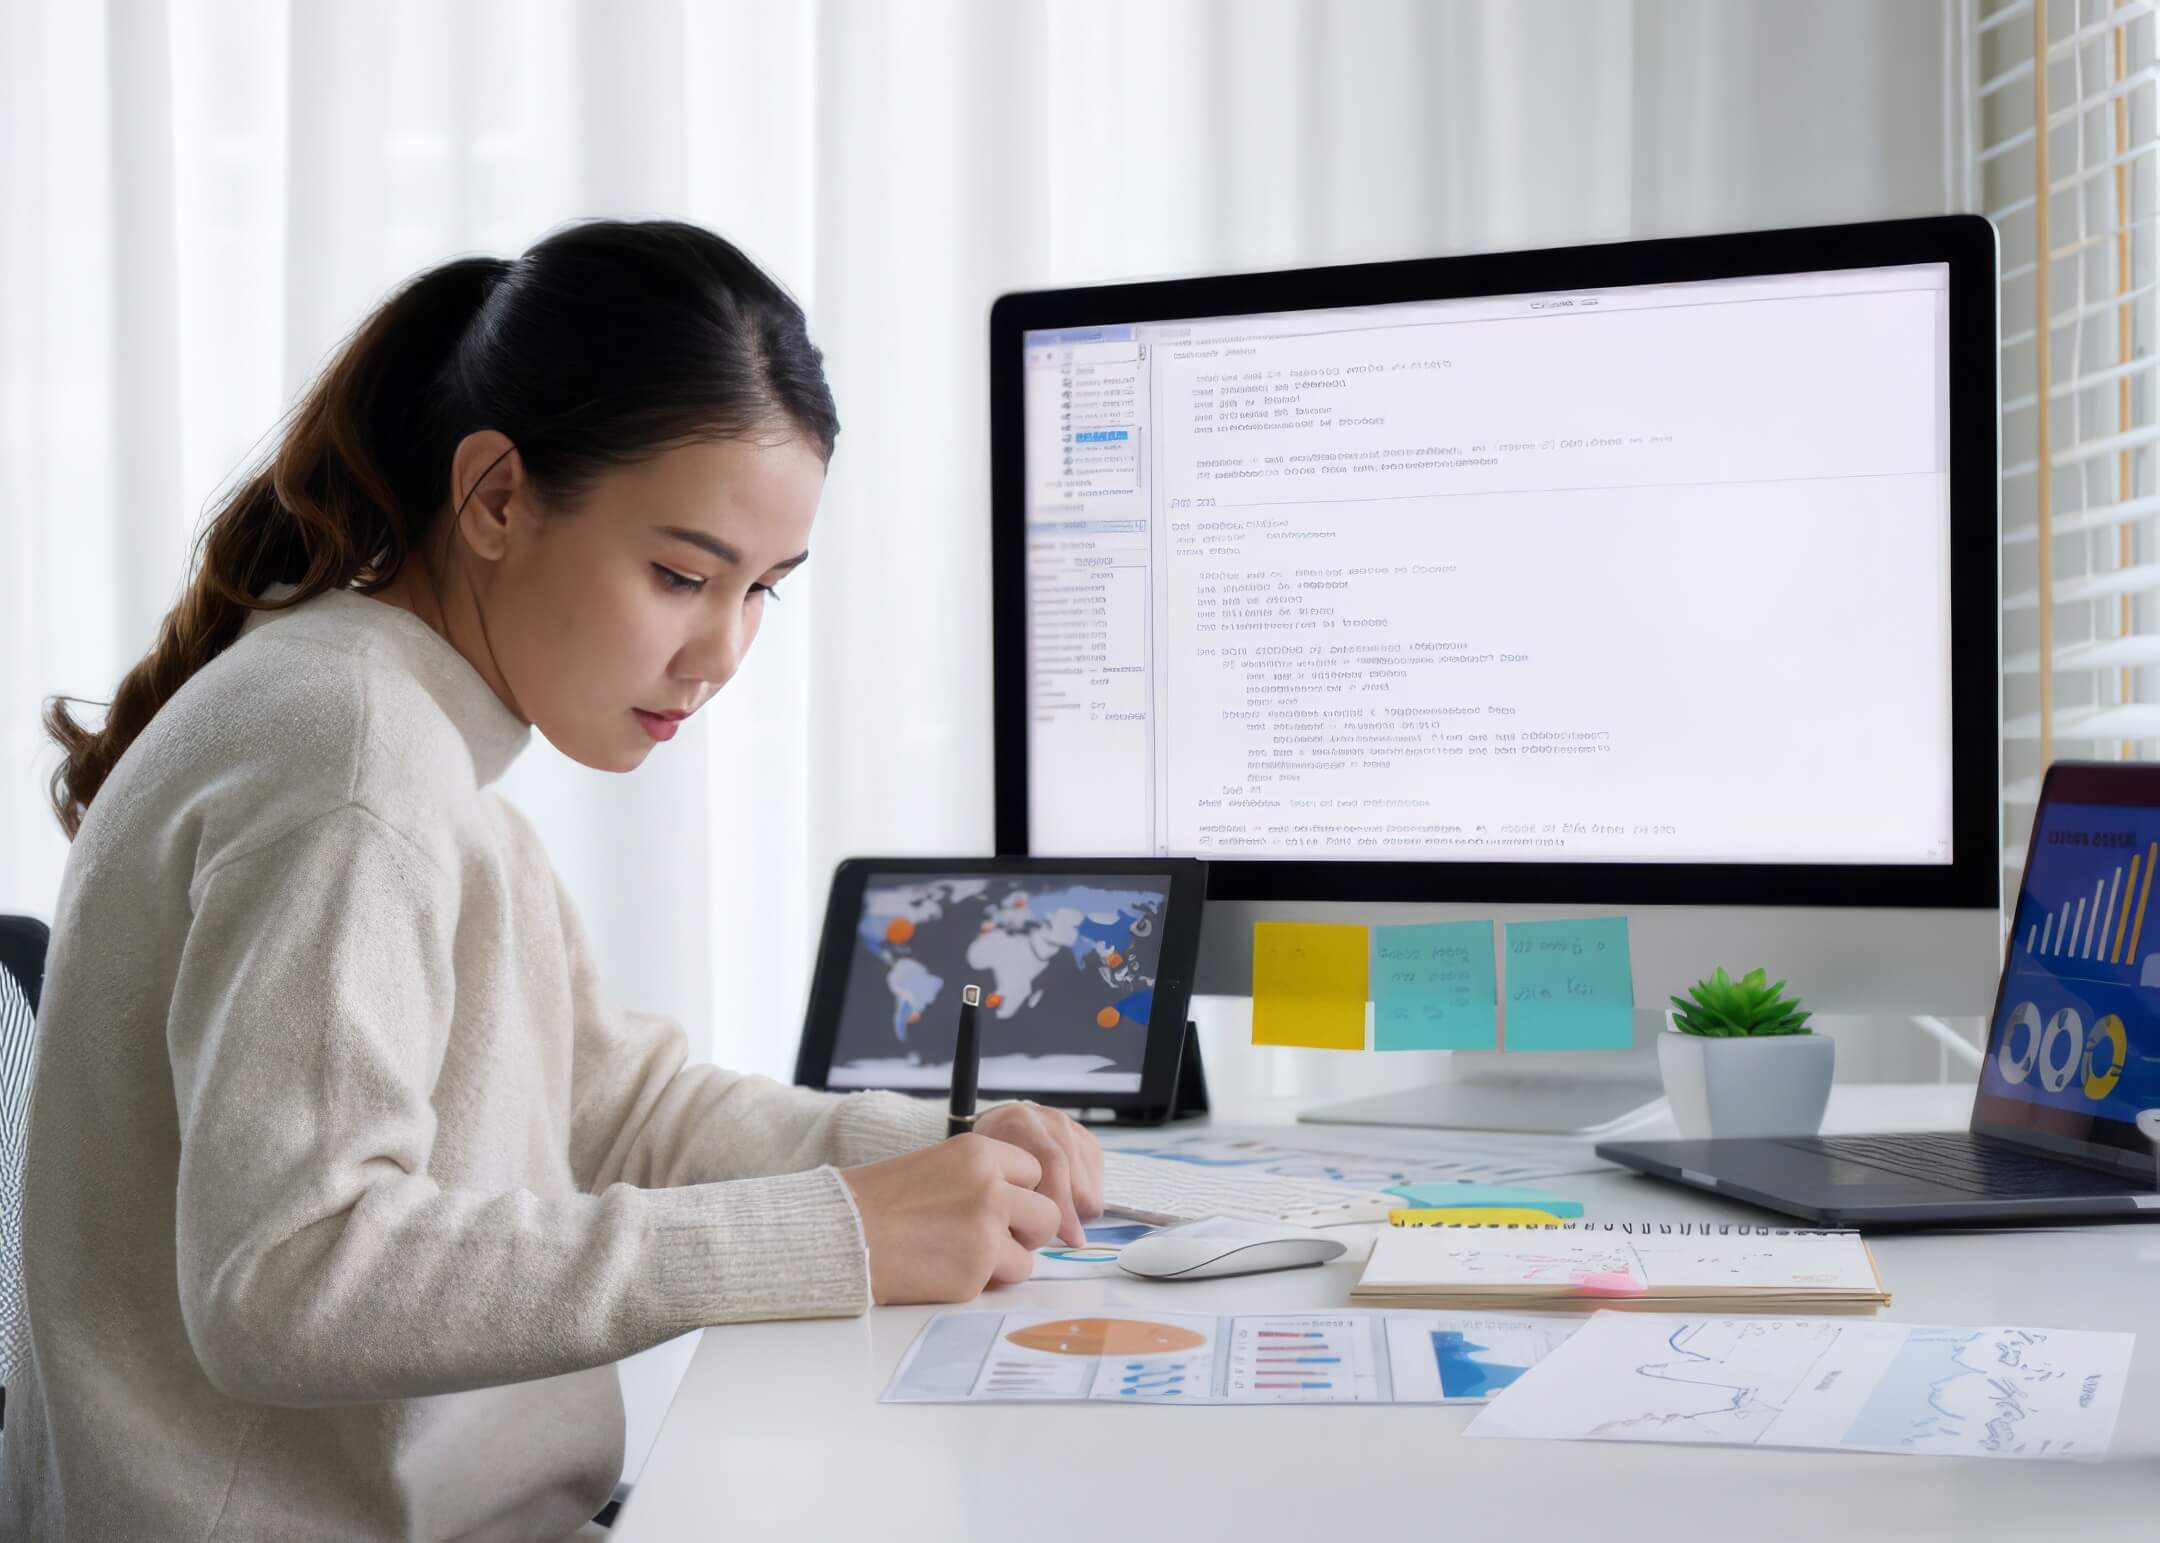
[2, 0, 1960, 1087]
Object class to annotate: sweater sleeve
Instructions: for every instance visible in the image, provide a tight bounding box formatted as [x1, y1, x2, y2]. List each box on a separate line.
[550, 866, 971, 1192]
[166, 804, 877, 1410]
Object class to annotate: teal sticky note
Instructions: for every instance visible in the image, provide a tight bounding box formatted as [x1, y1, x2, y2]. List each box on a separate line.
[1503, 917, 1635, 1051]
[1382, 1183, 1585, 1218]
[1370, 921, 1496, 1050]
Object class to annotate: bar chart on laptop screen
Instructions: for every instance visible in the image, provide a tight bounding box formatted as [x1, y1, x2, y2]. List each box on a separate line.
[1990, 803, 2160, 1129]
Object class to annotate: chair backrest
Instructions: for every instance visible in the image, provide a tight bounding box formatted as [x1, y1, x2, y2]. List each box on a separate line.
[0, 914, 49, 1426]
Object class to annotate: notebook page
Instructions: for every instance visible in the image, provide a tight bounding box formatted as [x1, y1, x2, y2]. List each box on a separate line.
[1360, 1224, 1881, 1296]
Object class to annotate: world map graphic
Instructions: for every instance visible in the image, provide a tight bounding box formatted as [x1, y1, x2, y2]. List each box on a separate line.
[827, 874, 1170, 1091]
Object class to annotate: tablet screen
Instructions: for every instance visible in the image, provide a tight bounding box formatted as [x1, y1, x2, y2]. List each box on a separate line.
[825, 872, 1175, 1095]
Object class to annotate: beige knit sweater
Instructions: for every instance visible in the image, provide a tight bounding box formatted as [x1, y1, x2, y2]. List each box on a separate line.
[1, 583, 955, 1540]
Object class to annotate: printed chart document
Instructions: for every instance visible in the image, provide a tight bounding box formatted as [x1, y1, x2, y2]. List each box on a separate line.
[882, 1310, 1584, 1405]
[1028, 1220, 1167, 1279]
[1465, 1312, 2134, 1460]
[1100, 1127, 1607, 1226]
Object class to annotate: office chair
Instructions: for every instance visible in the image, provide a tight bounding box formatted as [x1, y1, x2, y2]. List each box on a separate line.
[0, 913, 47, 1432]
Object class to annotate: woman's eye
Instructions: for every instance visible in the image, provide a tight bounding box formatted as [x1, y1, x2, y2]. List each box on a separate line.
[653, 564, 704, 595]
[749, 582, 782, 603]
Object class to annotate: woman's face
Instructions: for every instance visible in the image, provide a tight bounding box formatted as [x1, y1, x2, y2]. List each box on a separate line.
[439, 427, 825, 772]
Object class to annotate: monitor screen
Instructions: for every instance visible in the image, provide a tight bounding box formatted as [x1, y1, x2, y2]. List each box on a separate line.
[823, 871, 1175, 1095]
[1018, 263, 1955, 867]
[1979, 800, 2160, 1164]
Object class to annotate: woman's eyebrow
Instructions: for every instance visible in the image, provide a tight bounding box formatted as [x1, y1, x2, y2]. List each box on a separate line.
[656, 525, 810, 571]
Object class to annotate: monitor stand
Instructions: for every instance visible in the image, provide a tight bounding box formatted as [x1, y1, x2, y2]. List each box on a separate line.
[1297, 1010, 1669, 1136]
[1297, 1076, 1666, 1137]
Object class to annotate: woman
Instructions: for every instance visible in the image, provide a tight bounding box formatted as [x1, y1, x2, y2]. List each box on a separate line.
[2, 218, 1102, 1540]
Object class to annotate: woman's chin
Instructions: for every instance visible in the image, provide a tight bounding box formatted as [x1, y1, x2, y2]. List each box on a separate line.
[542, 724, 653, 774]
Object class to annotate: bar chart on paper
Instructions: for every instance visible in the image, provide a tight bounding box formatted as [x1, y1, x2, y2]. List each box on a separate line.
[1225, 1315, 1381, 1403]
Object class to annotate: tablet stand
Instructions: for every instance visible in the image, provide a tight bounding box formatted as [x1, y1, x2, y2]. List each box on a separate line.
[1162, 1019, 1209, 1124]
[1074, 1020, 1209, 1127]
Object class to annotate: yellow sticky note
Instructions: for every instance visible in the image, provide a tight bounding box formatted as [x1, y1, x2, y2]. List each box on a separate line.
[1387, 1207, 1567, 1227]
[1251, 922, 1369, 1050]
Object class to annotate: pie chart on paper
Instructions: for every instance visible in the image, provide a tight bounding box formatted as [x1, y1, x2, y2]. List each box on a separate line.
[1005, 1318, 1207, 1356]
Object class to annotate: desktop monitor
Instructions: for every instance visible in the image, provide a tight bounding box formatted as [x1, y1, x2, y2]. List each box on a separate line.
[989, 215, 2002, 1132]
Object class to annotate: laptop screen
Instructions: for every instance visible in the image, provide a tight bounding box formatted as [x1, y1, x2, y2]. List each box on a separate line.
[1978, 796, 2160, 1167]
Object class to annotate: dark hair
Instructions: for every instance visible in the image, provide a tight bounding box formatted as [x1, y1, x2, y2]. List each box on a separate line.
[43, 218, 838, 839]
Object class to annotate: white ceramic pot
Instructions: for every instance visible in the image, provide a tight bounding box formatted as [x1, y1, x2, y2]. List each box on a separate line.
[1657, 1014, 1835, 1139]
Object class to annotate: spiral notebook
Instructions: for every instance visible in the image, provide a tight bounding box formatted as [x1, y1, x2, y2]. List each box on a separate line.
[1352, 1220, 1890, 1312]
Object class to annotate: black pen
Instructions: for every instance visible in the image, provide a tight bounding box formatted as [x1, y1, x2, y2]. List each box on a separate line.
[948, 984, 982, 1138]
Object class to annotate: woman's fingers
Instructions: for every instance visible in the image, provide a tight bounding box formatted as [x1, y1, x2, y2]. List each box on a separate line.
[1001, 1184, 1064, 1252]
[988, 1234, 1037, 1286]
[1030, 1124, 1084, 1246]
[1070, 1122, 1105, 1220]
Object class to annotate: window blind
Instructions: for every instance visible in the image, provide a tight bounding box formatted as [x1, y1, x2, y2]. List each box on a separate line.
[1976, 0, 2160, 895]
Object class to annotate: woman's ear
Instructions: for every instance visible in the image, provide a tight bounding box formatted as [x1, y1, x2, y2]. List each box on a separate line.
[448, 431, 525, 563]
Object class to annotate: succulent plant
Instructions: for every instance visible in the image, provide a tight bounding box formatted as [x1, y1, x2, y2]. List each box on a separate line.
[1668, 966, 1813, 1038]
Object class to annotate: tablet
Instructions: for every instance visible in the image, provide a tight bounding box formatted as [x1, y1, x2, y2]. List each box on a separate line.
[794, 857, 1208, 1122]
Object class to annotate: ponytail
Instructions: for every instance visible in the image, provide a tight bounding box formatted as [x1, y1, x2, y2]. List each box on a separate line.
[42, 256, 508, 839]
[44, 218, 836, 840]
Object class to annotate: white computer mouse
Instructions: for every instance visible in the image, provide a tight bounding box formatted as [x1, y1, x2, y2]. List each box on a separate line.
[1116, 1217, 1348, 1281]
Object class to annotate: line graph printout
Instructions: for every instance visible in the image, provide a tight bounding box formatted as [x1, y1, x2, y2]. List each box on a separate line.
[1098, 1129, 1609, 1226]
[1464, 1313, 2134, 1460]
[1104, 1128, 1609, 1188]
[882, 1311, 1582, 1405]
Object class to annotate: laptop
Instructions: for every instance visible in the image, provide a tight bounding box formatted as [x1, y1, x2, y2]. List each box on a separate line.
[1598, 760, 2160, 1227]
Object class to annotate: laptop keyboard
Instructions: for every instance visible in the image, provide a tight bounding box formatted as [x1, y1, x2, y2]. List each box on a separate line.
[1778, 1132, 2098, 1196]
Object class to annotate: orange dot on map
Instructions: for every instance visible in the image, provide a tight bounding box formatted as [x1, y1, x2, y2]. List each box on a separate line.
[1104, 950, 1123, 967]
[908, 1011, 922, 1025]
[980, 921, 994, 932]
[884, 917, 915, 945]
[986, 993, 1003, 1008]
[1096, 1007, 1120, 1029]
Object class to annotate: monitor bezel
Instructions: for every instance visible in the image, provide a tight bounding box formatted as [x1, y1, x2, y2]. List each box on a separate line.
[990, 214, 2000, 909]
[1971, 760, 2160, 1177]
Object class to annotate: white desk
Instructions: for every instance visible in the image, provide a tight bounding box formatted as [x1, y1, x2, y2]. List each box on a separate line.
[618, 1086, 2160, 1541]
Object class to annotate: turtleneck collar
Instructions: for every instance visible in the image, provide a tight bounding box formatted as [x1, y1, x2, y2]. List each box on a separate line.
[241, 581, 534, 788]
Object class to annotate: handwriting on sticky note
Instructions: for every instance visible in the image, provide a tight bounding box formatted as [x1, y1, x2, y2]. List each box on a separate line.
[1251, 922, 1368, 1050]
[1371, 921, 1496, 1050]
[1502, 917, 1634, 1051]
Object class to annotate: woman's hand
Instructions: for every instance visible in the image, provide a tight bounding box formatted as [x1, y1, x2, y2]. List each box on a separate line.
[833, 1103, 1106, 1305]
[973, 1101, 1104, 1248]
[838, 1137, 1063, 1303]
